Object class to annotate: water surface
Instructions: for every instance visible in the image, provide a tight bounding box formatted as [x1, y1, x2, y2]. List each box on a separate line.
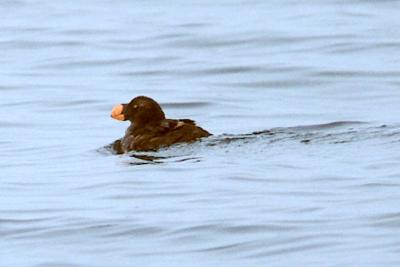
[1, 1, 400, 266]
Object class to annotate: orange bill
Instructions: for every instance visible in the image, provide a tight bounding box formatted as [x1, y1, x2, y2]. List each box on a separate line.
[111, 104, 125, 121]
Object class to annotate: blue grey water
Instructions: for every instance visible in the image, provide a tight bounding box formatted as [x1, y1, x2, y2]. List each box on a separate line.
[1, 0, 400, 266]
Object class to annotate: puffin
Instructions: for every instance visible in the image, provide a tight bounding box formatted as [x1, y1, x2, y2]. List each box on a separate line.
[110, 96, 211, 153]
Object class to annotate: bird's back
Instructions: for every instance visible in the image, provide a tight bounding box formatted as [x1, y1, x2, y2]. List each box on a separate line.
[121, 119, 210, 152]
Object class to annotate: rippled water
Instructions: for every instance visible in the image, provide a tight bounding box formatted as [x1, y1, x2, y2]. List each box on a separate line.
[2, 1, 400, 266]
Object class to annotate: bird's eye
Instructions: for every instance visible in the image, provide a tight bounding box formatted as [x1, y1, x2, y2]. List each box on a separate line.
[133, 105, 138, 109]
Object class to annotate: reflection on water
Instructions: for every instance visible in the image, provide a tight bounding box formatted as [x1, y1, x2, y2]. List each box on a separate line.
[1, 0, 400, 266]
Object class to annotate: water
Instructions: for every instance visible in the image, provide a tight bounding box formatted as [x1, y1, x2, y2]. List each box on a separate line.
[1, 0, 400, 266]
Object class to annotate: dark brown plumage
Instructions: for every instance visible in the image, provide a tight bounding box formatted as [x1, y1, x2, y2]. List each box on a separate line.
[110, 96, 211, 153]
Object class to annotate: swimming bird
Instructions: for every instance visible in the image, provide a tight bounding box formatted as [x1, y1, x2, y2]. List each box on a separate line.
[110, 96, 211, 153]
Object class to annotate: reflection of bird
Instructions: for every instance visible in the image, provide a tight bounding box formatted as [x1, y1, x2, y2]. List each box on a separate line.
[110, 96, 211, 153]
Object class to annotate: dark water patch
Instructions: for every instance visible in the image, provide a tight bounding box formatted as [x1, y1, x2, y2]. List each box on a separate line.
[166, 223, 226, 236]
[106, 192, 193, 200]
[368, 212, 400, 229]
[36, 58, 135, 70]
[0, 140, 12, 145]
[45, 99, 101, 108]
[318, 42, 363, 54]
[35, 263, 81, 267]
[149, 33, 191, 41]
[192, 66, 264, 75]
[249, 240, 340, 258]
[166, 34, 358, 50]
[275, 123, 400, 145]
[0, 120, 33, 128]
[258, 65, 312, 74]
[96, 145, 116, 156]
[348, 0, 400, 4]
[100, 225, 165, 238]
[60, 29, 115, 36]
[120, 66, 266, 78]
[222, 224, 297, 234]
[0, 217, 56, 225]
[271, 191, 340, 197]
[124, 67, 264, 78]
[0, 0, 27, 7]
[103, 38, 151, 49]
[316, 42, 384, 55]
[74, 180, 151, 191]
[130, 154, 167, 163]
[310, 70, 400, 79]
[0, 208, 82, 215]
[120, 69, 178, 77]
[4, 219, 148, 241]
[0, 100, 39, 107]
[340, 11, 376, 18]
[176, 22, 211, 29]
[166, 223, 294, 237]
[280, 121, 365, 131]
[369, 41, 400, 50]
[189, 234, 340, 257]
[0, 40, 85, 50]
[206, 134, 258, 145]
[200, 240, 333, 258]
[215, 79, 328, 89]
[2, 181, 59, 188]
[9, 226, 102, 240]
[0, 85, 27, 91]
[1, 144, 62, 156]
[37, 55, 176, 67]
[309, 175, 355, 183]
[140, 55, 181, 63]
[165, 36, 253, 49]
[190, 240, 255, 253]
[227, 175, 280, 183]
[0, 26, 49, 33]
[254, 34, 359, 45]
[170, 156, 202, 163]
[322, 41, 400, 54]
[123, 157, 164, 166]
[2, 227, 51, 240]
[162, 101, 212, 108]
[360, 182, 400, 189]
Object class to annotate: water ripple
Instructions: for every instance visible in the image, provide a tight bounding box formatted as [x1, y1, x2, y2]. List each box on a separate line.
[2, 1, 400, 266]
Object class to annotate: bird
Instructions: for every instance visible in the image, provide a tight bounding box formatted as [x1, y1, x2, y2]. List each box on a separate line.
[110, 96, 211, 153]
